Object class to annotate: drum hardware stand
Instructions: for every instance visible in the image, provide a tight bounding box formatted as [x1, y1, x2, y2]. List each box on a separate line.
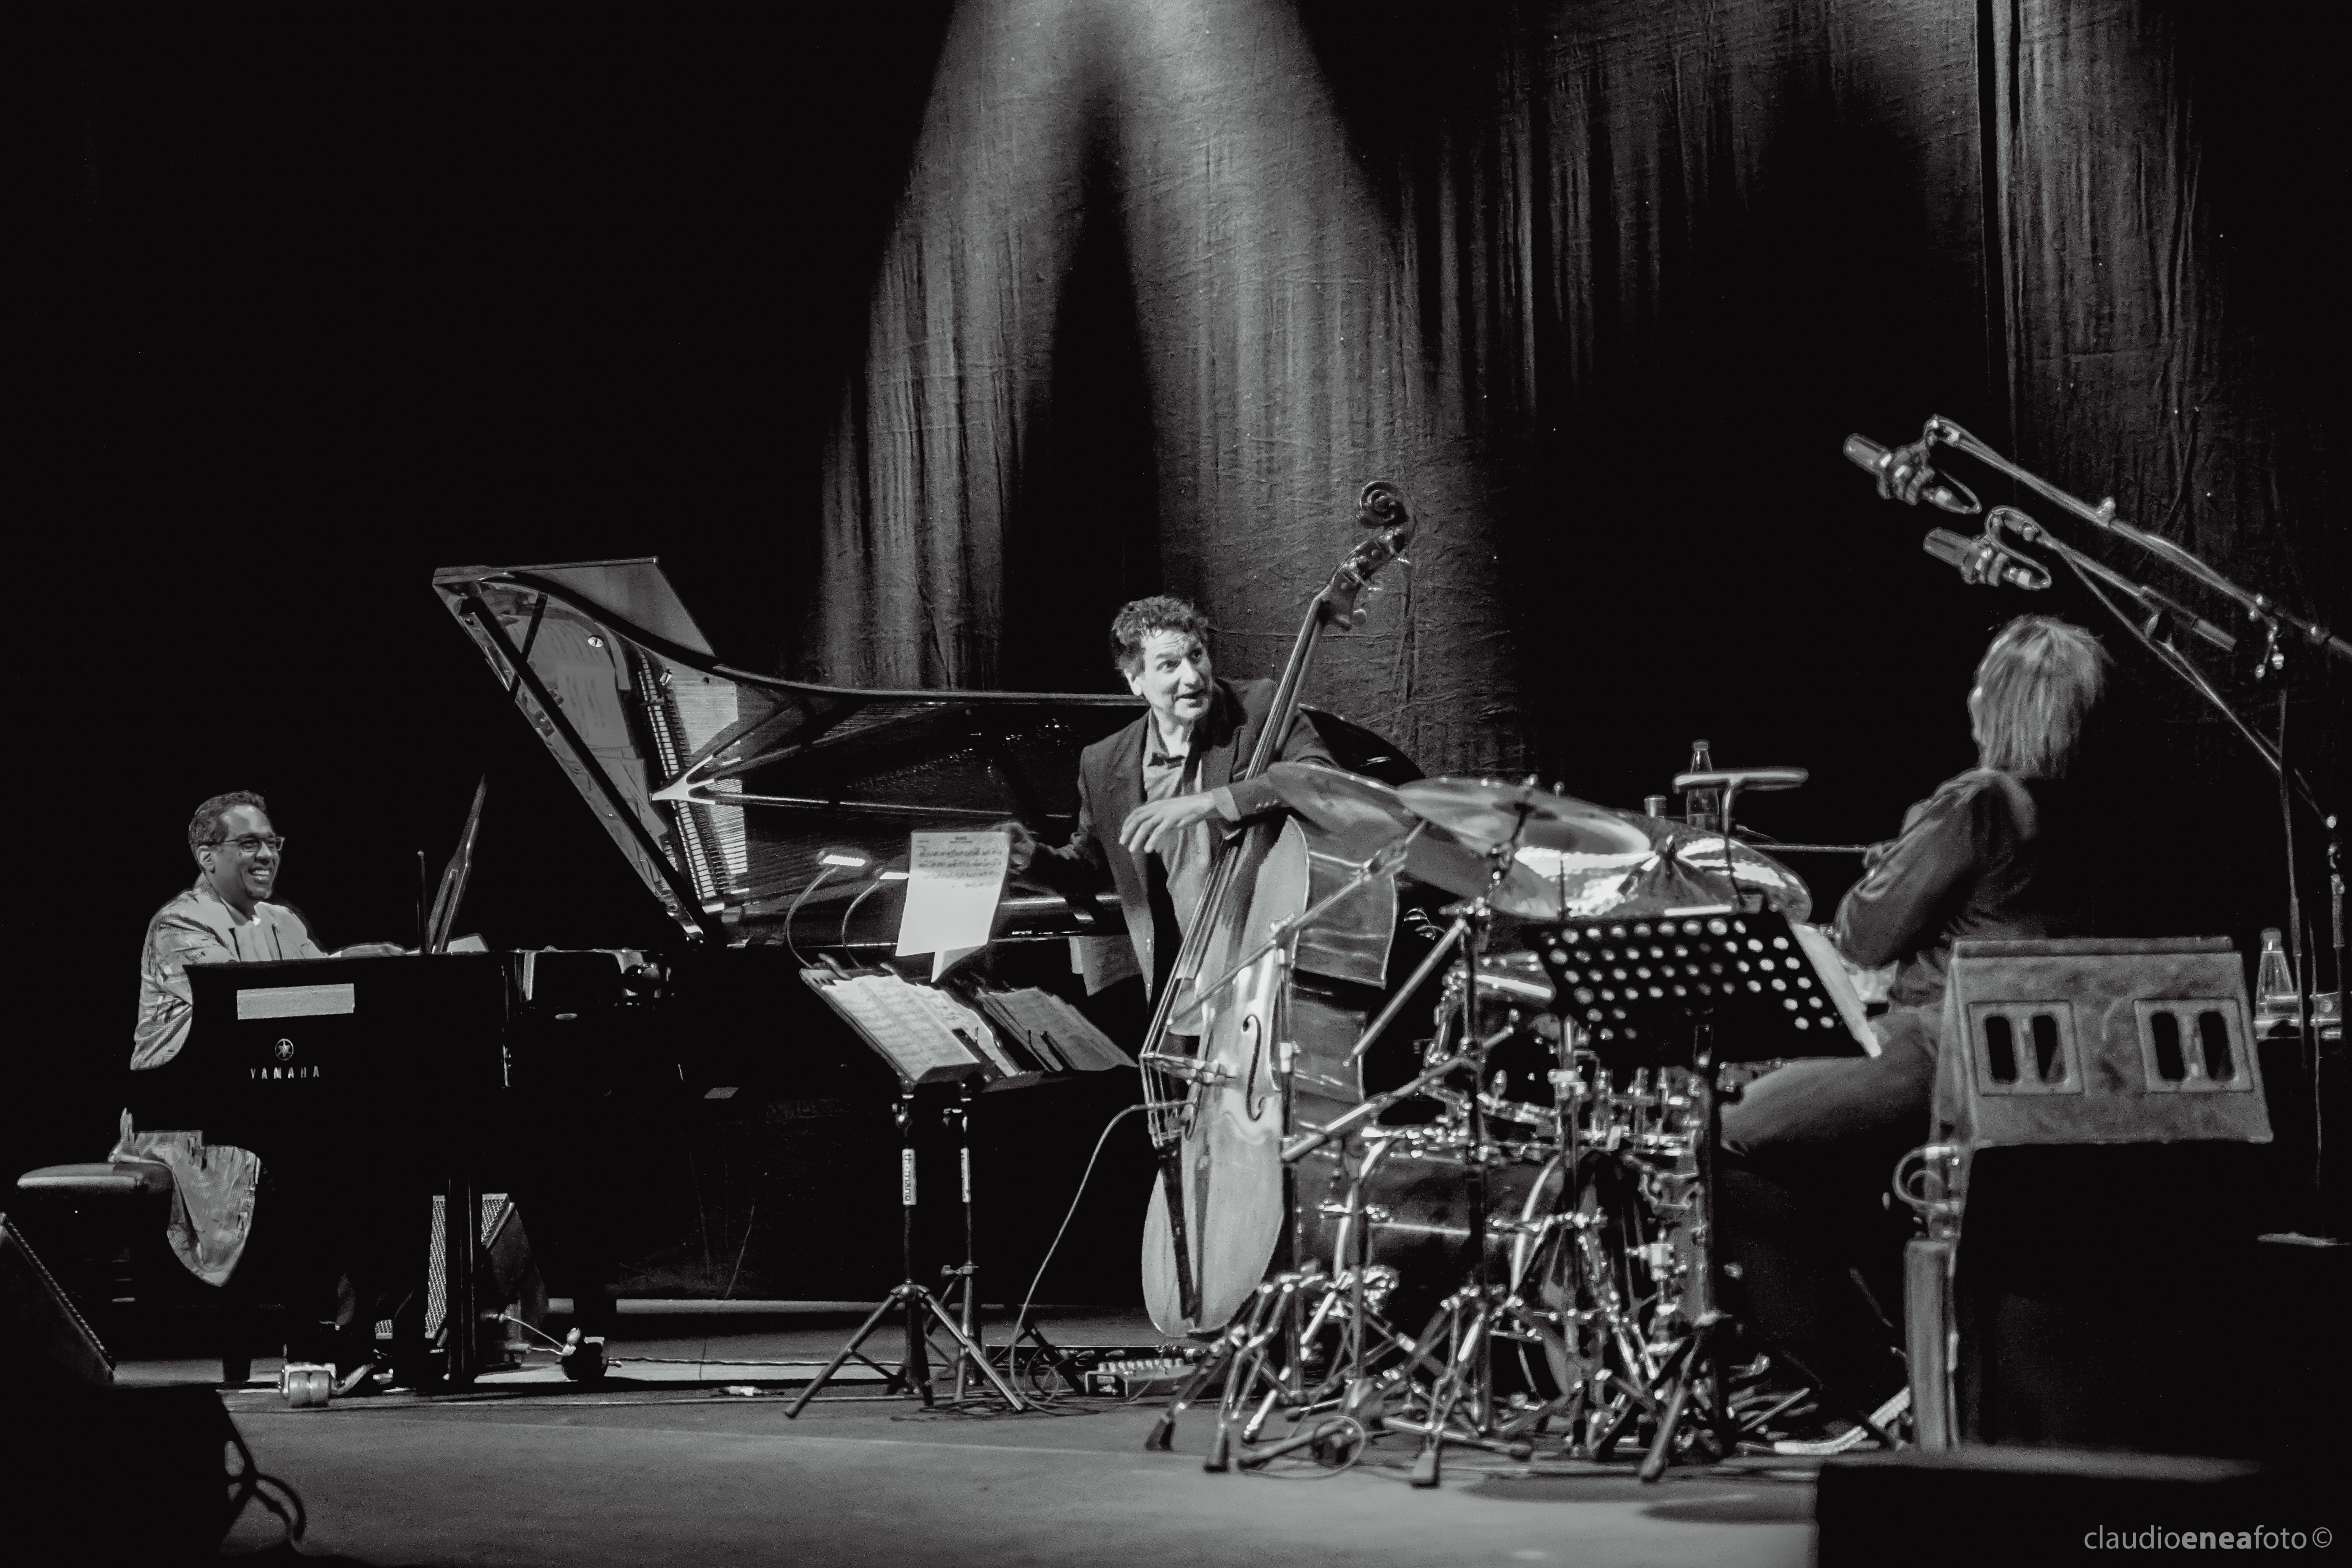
[1635, 1024, 1737, 1478]
[1361, 830, 1567, 1487]
[1395, 841, 1549, 1486]
[1153, 1115, 1423, 1461]
[1299, 1130, 1419, 1436]
[785, 1088, 1029, 1418]
[1146, 1265, 1360, 1467]
[1624, 1027, 1899, 1475]
[1209, 1266, 1353, 1471]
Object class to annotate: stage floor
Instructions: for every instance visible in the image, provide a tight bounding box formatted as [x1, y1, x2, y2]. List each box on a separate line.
[122, 1307, 1822, 1566]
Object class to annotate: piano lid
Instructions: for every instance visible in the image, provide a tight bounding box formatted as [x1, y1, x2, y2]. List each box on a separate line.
[432, 559, 1141, 945]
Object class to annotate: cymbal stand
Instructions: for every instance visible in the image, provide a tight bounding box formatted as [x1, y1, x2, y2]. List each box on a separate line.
[1145, 1264, 1358, 1465]
[1379, 1122, 1585, 1483]
[1152, 1063, 1473, 1460]
[786, 1089, 1029, 1418]
[1384, 833, 1584, 1486]
[1315, 1129, 1416, 1433]
[1144, 1157, 1396, 1467]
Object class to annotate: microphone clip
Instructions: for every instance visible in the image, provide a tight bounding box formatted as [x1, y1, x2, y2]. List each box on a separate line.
[1846, 425, 1983, 515]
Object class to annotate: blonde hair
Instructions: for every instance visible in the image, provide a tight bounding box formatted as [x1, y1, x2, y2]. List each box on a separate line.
[1968, 616, 2110, 780]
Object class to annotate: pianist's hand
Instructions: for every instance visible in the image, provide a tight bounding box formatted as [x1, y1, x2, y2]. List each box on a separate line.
[1119, 794, 1224, 859]
[335, 942, 409, 958]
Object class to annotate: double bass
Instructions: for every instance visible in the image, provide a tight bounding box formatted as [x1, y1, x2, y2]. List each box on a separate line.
[1137, 482, 1416, 1335]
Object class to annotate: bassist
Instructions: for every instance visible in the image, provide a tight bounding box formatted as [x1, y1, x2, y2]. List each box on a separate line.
[1003, 595, 1333, 1008]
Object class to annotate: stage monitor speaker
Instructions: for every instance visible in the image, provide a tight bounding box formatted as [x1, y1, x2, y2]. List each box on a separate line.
[1904, 939, 2303, 1456]
[2, 1212, 112, 1390]
[1932, 936, 2270, 1149]
[1948, 1142, 2323, 1456]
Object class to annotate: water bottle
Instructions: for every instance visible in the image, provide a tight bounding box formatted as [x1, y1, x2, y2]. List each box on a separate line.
[1683, 740, 1720, 832]
[2252, 927, 2302, 1038]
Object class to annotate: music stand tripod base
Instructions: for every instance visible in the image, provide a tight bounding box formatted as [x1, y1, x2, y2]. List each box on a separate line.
[784, 1086, 1028, 1418]
[1524, 907, 1873, 1477]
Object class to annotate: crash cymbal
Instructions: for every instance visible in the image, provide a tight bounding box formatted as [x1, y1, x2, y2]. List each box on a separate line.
[1263, 762, 1570, 919]
[1511, 817, 1812, 923]
[1263, 762, 1414, 856]
[1396, 778, 1654, 857]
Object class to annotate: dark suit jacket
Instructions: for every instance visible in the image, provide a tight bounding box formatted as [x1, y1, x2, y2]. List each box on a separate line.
[1027, 677, 1333, 996]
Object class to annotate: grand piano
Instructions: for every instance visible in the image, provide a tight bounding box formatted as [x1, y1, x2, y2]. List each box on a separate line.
[426, 558, 1419, 956]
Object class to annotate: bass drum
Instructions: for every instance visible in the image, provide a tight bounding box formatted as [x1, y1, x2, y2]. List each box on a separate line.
[1294, 1134, 1699, 1404]
[1292, 1135, 1565, 1361]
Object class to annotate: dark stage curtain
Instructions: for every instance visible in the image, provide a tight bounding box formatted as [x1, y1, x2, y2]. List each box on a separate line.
[803, 0, 2338, 933]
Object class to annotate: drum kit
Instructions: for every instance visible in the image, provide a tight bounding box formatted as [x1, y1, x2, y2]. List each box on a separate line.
[1146, 763, 1861, 1485]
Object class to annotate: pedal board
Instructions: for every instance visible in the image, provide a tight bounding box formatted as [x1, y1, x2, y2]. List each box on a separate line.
[1070, 1345, 1209, 1398]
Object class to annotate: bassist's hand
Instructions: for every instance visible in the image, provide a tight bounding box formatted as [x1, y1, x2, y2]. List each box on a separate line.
[995, 821, 1039, 874]
[1119, 794, 1224, 859]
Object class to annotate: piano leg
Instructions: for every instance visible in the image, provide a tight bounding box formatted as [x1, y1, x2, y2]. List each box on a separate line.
[442, 1174, 483, 1386]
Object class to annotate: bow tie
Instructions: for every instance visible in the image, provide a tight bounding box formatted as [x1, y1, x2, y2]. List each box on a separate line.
[1147, 751, 1187, 769]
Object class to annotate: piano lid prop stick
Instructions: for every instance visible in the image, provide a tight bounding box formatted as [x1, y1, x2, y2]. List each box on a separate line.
[427, 775, 490, 955]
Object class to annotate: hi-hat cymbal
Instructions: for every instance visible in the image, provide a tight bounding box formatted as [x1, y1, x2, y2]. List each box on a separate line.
[1262, 762, 1565, 918]
[1395, 778, 1654, 857]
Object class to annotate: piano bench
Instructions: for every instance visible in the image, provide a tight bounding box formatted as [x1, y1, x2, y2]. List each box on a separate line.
[11, 1162, 255, 1388]
[16, 1161, 176, 1201]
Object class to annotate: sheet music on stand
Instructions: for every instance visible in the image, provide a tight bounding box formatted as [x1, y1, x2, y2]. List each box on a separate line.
[969, 986, 1135, 1075]
[801, 968, 1013, 1088]
[801, 969, 1134, 1091]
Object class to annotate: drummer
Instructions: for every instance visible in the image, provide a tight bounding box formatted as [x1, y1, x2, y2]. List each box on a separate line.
[1717, 615, 2107, 1447]
[1004, 595, 1332, 1003]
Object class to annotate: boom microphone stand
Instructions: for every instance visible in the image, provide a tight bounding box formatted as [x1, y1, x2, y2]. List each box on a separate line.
[1867, 415, 2347, 1230]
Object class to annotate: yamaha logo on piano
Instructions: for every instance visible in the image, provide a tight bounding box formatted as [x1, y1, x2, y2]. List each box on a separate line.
[250, 1038, 323, 1079]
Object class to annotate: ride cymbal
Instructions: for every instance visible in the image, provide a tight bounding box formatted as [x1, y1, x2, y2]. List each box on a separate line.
[1395, 779, 1653, 857]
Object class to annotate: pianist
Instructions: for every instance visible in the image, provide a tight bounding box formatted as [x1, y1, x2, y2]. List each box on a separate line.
[1004, 595, 1332, 1002]
[111, 790, 402, 1384]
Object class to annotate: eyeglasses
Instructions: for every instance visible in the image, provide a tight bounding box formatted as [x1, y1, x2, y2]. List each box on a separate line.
[204, 835, 287, 856]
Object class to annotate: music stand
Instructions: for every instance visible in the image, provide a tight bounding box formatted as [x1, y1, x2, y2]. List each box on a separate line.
[784, 968, 1031, 1416]
[1525, 905, 1881, 1476]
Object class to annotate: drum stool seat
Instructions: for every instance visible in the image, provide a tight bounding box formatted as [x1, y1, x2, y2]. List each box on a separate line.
[12, 1160, 253, 1387]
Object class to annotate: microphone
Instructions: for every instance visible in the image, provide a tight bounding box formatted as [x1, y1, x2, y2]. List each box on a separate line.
[1923, 527, 2050, 592]
[1845, 433, 1979, 514]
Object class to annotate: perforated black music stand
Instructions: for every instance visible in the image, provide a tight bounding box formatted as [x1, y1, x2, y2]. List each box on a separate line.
[1525, 906, 1881, 1476]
